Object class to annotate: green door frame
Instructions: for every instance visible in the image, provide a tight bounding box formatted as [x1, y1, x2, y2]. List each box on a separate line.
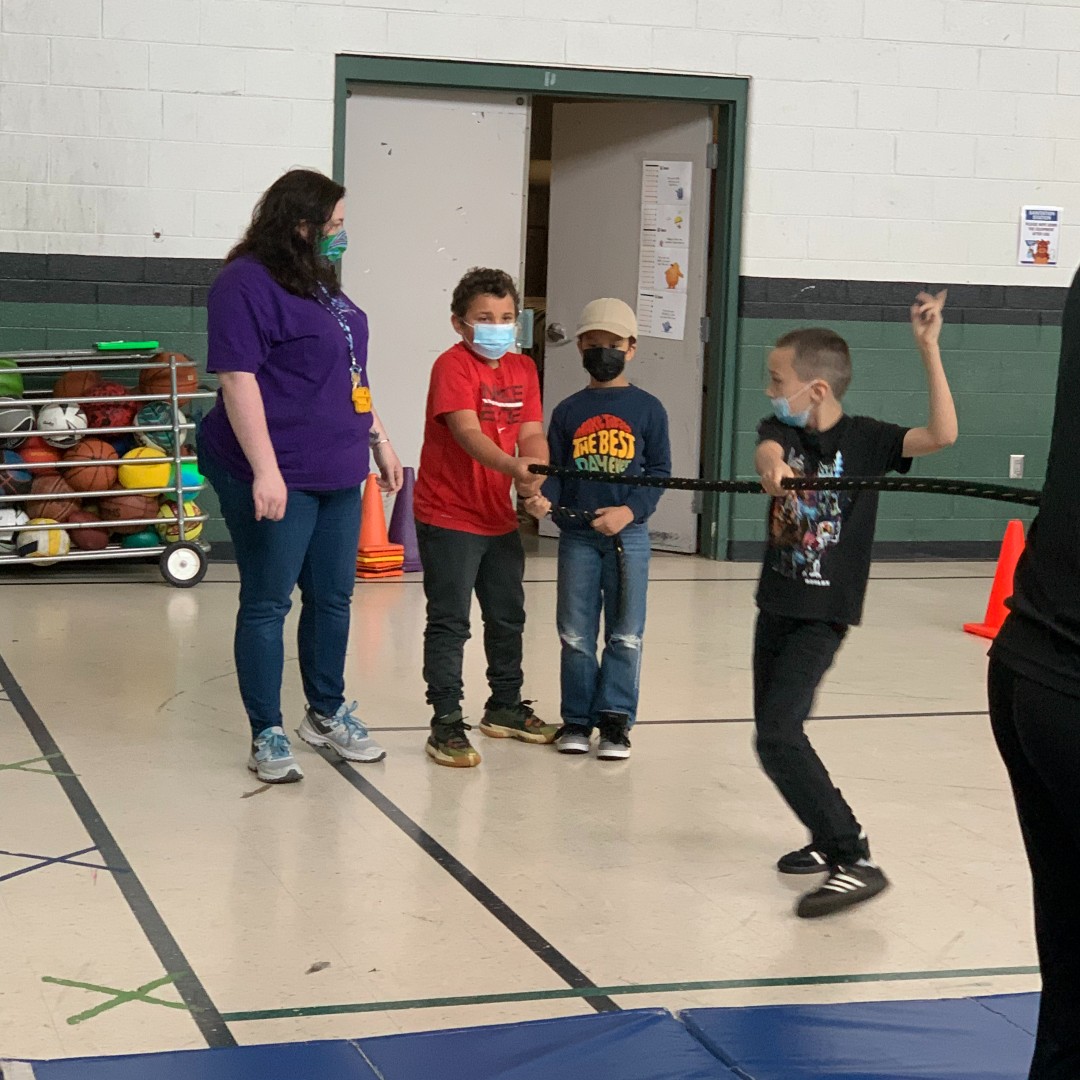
[333, 56, 748, 559]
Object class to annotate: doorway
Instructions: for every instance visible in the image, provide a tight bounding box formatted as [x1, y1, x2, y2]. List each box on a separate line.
[336, 59, 747, 559]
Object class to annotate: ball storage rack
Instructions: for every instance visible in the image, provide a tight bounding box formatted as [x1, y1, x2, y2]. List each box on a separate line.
[0, 345, 215, 587]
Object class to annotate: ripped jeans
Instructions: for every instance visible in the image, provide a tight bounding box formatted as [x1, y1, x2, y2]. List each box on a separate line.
[556, 523, 651, 728]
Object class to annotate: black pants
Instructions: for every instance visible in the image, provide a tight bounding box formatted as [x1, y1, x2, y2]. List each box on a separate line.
[416, 521, 526, 718]
[988, 658, 1080, 1080]
[753, 611, 867, 864]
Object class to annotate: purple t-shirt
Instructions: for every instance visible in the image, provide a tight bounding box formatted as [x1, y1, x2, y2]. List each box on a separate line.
[199, 256, 372, 490]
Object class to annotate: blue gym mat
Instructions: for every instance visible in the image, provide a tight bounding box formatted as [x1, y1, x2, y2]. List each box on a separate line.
[682, 992, 1039, 1080]
[8, 1008, 737, 1080]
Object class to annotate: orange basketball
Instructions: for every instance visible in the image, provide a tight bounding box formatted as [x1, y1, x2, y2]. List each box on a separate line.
[67, 508, 110, 551]
[19, 437, 61, 479]
[138, 353, 199, 406]
[62, 438, 119, 493]
[53, 370, 102, 400]
[30, 475, 81, 523]
[99, 492, 158, 535]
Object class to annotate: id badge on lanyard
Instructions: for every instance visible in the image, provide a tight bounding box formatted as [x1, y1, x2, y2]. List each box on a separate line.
[319, 286, 372, 414]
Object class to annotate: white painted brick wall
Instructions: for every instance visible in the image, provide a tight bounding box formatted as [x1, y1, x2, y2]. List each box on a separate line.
[0, 0, 1077, 283]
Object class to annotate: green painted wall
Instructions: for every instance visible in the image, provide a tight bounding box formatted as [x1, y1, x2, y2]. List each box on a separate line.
[732, 318, 1056, 546]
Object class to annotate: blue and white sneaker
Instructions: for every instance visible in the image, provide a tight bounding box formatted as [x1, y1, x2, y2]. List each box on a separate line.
[296, 701, 387, 763]
[248, 725, 304, 784]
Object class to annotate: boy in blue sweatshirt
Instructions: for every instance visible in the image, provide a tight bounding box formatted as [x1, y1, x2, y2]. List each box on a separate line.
[525, 298, 671, 760]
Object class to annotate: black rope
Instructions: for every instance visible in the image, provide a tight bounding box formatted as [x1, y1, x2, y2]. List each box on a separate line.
[529, 465, 1042, 508]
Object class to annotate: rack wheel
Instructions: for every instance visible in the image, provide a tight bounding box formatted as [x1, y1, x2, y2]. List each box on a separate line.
[160, 541, 207, 588]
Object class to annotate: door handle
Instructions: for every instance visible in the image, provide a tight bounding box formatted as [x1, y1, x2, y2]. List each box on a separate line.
[546, 322, 572, 346]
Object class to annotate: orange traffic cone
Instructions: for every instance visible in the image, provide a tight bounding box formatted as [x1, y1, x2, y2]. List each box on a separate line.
[963, 519, 1026, 640]
[357, 473, 403, 580]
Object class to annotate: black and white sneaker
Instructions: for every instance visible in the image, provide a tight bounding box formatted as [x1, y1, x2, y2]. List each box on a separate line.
[777, 844, 831, 875]
[597, 713, 631, 760]
[796, 863, 889, 919]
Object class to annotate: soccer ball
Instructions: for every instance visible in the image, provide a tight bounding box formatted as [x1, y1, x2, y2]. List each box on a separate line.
[37, 402, 88, 448]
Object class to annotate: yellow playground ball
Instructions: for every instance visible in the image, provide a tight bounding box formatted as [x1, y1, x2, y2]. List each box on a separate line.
[118, 446, 171, 490]
[156, 500, 203, 543]
[16, 518, 71, 565]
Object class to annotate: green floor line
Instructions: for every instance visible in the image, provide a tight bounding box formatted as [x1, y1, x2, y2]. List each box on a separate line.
[0, 752, 74, 777]
[221, 964, 1040, 1022]
[42, 973, 191, 1025]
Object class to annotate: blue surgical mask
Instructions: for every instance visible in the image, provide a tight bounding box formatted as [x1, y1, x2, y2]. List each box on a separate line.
[318, 229, 348, 263]
[771, 384, 812, 428]
[468, 322, 516, 361]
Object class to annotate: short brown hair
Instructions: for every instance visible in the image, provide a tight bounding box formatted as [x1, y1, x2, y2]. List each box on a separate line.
[451, 267, 520, 319]
[775, 327, 852, 398]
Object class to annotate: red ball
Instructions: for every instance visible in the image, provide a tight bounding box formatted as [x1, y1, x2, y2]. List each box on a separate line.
[67, 508, 110, 551]
[85, 383, 138, 430]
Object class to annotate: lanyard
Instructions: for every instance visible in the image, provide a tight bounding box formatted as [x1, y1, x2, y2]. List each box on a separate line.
[317, 285, 363, 382]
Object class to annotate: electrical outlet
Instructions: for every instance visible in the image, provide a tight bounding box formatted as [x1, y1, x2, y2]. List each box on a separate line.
[1009, 454, 1025, 479]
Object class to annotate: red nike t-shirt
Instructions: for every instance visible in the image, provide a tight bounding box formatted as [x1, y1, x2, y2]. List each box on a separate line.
[414, 342, 542, 536]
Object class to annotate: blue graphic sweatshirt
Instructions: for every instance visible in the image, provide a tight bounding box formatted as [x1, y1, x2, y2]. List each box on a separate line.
[542, 385, 671, 530]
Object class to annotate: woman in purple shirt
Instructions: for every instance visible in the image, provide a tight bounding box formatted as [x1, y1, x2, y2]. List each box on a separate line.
[199, 169, 403, 783]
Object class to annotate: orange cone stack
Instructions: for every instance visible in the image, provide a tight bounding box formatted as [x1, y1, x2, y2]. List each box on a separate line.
[963, 519, 1026, 639]
[357, 474, 404, 580]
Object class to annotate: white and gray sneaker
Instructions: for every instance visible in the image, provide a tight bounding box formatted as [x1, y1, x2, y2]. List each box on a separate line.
[554, 724, 592, 754]
[597, 713, 632, 760]
[296, 701, 387, 763]
[248, 725, 304, 783]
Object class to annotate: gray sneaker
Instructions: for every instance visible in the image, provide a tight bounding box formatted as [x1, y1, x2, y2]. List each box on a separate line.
[248, 725, 304, 783]
[554, 724, 592, 754]
[296, 701, 386, 763]
[597, 712, 632, 760]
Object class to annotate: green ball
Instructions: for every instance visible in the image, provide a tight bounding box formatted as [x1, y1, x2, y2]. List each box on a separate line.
[169, 461, 205, 492]
[121, 529, 161, 549]
[0, 359, 23, 398]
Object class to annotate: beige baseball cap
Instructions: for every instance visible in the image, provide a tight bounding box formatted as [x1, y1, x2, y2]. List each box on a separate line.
[575, 298, 638, 340]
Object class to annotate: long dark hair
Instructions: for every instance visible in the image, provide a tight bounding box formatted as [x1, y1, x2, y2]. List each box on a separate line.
[227, 169, 345, 296]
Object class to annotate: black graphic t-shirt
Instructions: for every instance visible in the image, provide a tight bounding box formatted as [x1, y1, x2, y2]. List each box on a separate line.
[756, 414, 911, 626]
[542, 385, 671, 529]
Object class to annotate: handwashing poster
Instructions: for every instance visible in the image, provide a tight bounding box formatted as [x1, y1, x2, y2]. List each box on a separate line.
[637, 160, 691, 339]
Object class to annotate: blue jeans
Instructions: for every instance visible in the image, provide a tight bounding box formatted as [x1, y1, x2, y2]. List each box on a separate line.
[556, 524, 651, 728]
[200, 446, 362, 736]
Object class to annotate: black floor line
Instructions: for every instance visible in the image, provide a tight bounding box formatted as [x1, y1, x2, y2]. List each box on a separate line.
[376, 709, 991, 734]
[0, 653, 236, 1049]
[316, 748, 619, 1015]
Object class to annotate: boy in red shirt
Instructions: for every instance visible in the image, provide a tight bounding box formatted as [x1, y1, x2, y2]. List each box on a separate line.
[414, 268, 558, 767]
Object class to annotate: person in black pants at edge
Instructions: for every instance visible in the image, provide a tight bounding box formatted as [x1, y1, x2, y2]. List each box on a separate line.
[988, 264, 1080, 1080]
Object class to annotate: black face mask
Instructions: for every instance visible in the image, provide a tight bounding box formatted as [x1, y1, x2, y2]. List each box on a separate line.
[582, 347, 626, 383]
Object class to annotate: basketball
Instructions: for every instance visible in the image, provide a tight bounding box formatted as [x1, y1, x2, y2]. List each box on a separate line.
[0, 507, 30, 552]
[139, 353, 199, 406]
[37, 402, 88, 448]
[85, 383, 138, 430]
[15, 518, 70, 565]
[63, 438, 119, 493]
[0, 359, 24, 398]
[1, 449, 32, 497]
[19, 438, 61, 478]
[30, 475, 81, 522]
[53, 369, 101, 400]
[135, 401, 185, 452]
[99, 492, 158, 535]
[0, 398, 34, 447]
[157, 500, 203, 543]
[118, 446, 171, 490]
[67, 508, 111, 551]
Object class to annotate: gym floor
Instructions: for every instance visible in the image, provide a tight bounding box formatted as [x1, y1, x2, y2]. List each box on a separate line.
[0, 543, 1038, 1063]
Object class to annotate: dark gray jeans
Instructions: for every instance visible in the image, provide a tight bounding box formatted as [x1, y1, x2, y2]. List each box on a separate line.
[416, 521, 526, 719]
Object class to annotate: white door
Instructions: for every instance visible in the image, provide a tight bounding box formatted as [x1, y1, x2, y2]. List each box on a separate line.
[342, 86, 530, 478]
[542, 101, 713, 553]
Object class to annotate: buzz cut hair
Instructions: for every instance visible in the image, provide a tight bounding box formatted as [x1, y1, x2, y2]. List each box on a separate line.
[775, 327, 853, 399]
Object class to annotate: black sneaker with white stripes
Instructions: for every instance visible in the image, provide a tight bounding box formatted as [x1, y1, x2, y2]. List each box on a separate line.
[795, 863, 889, 918]
[777, 844, 830, 875]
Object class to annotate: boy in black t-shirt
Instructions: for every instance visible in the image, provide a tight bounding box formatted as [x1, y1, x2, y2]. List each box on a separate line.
[754, 290, 956, 918]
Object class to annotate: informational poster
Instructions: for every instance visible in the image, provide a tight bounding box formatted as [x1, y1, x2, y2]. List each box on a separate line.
[1018, 205, 1062, 266]
[637, 160, 692, 340]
